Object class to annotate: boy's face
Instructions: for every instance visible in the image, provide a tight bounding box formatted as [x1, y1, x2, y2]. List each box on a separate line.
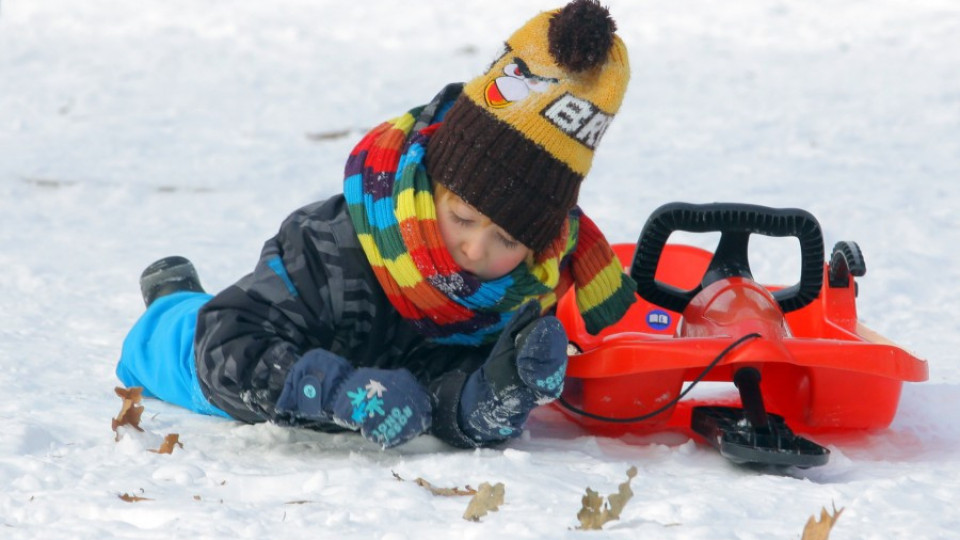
[435, 190, 532, 280]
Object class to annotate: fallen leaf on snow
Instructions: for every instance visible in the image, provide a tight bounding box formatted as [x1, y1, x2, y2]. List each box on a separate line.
[392, 471, 477, 497]
[802, 503, 844, 540]
[118, 493, 152, 503]
[463, 482, 505, 522]
[305, 129, 352, 141]
[149, 433, 183, 454]
[576, 466, 638, 530]
[112, 386, 145, 440]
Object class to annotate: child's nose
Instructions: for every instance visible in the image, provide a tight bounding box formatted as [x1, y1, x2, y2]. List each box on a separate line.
[461, 233, 486, 262]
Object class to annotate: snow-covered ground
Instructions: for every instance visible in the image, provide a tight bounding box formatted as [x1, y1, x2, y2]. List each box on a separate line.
[2, 1, 958, 538]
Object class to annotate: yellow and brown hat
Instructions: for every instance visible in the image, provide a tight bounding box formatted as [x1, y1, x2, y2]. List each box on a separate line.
[427, 0, 630, 252]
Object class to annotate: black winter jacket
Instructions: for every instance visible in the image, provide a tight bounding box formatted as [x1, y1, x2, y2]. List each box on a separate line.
[194, 194, 489, 447]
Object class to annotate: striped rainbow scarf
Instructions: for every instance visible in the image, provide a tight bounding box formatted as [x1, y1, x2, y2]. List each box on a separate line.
[343, 92, 636, 345]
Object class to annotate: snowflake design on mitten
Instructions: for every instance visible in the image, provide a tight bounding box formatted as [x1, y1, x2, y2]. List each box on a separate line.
[347, 380, 387, 423]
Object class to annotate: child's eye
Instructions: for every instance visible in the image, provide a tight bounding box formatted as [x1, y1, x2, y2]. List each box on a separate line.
[451, 212, 473, 226]
[497, 234, 520, 249]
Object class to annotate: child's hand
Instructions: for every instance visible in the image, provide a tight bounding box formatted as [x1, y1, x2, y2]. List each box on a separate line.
[276, 351, 431, 449]
[457, 302, 569, 444]
[514, 316, 568, 401]
[330, 368, 432, 449]
[484, 301, 568, 401]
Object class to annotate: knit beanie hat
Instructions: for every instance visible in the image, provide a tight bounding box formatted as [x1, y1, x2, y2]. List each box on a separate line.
[427, 0, 630, 252]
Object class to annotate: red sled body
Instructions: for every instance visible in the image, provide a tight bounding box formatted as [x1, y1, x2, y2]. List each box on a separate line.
[554, 202, 928, 466]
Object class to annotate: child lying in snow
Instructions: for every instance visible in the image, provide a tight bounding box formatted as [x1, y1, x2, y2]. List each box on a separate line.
[116, 0, 635, 448]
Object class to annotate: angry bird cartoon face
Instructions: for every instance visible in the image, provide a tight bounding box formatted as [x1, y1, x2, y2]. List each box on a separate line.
[483, 58, 559, 109]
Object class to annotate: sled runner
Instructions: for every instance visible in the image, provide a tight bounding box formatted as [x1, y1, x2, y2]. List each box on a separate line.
[555, 202, 928, 468]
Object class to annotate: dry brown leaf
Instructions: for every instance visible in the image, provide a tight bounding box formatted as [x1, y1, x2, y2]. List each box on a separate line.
[576, 466, 638, 530]
[392, 471, 477, 497]
[802, 503, 844, 540]
[118, 493, 152, 503]
[415, 477, 477, 497]
[305, 129, 352, 141]
[149, 433, 183, 455]
[463, 482, 505, 522]
[112, 386, 145, 440]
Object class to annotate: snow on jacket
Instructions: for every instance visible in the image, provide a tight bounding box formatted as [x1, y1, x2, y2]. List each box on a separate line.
[194, 194, 490, 447]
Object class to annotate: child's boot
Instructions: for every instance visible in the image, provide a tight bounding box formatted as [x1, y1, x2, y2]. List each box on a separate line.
[140, 256, 205, 307]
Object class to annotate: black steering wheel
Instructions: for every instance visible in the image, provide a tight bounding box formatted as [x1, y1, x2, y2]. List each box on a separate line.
[629, 202, 825, 314]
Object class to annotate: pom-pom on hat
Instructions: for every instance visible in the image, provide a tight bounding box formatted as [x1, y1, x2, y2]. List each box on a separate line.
[427, 0, 630, 252]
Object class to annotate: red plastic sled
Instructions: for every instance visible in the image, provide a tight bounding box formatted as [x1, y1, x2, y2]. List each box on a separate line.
[555, 202, 928, 467]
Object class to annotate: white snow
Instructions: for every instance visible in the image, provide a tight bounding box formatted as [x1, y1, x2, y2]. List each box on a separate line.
[2, 0, 959, 538]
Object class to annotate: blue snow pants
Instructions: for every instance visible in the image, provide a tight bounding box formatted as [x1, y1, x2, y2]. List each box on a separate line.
[116, 292, 231, 418]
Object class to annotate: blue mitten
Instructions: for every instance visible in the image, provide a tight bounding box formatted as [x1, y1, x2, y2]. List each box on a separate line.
[276, 350, 432, 448]
[514, 317, 569, 399]
[330, 368, 432, 449]
[276, 349, 352, 421]
[458, 302, 569, 444]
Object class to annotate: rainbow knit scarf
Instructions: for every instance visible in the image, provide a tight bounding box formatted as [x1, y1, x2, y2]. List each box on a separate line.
[343, 93, 636, 346]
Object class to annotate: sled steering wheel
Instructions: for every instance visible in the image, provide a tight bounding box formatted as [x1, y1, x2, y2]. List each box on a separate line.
[629, 202, 825, 314]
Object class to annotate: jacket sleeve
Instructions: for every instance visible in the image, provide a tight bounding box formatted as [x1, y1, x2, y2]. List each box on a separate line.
[429, 369, 480, 448]
[194, 201, 344, 424]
